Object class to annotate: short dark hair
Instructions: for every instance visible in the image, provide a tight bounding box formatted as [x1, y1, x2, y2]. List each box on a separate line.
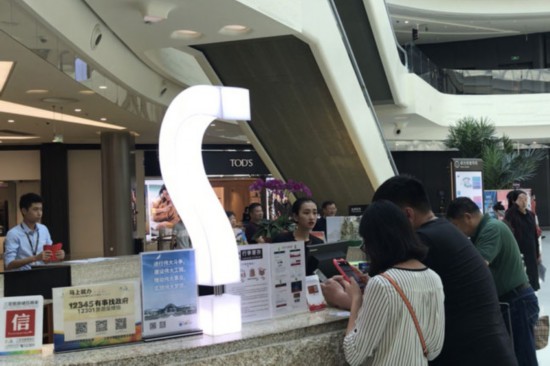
[446, 197, 481, 219]
[359, 200, 427, 276]
[321, 201, 335, 209]
[248, 202, 263, 212]
[372, 175, 432, 213]
[19, 193, 43, 211]
[292, 198, 317, 215]
[225, 210, 235, 218]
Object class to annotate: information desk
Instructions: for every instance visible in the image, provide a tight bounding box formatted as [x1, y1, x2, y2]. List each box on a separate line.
[0, 255, 349, 365]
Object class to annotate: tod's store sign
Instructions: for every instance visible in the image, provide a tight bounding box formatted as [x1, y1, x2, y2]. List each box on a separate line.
[144, 150, 269, 176]
[203, 151, 269, 175]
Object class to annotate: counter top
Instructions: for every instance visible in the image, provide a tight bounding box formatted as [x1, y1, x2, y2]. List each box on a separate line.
[1, 309, 349, 365]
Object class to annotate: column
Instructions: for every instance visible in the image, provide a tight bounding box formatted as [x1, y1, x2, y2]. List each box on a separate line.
[100, 131, 135, 256]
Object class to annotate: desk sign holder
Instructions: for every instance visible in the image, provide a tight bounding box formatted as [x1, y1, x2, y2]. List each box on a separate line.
[140, 249, 201, 340]
[0, 296, 43, 355]
[52, 280, 141, 352]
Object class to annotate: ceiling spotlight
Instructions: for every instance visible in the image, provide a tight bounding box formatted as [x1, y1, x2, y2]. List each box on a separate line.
[74, 108, 82, 112]
[99, 85, 107, 90]
[100, 117, 107, 121]
[90, 24, 103, 50]
[144, 15, 165, 24]
[171, 29, 202, 40]
[26, 89, 49, 94]
[7, 119, 14, 123]
[79, 90, 95, 95]
[219, 24, 251, 35]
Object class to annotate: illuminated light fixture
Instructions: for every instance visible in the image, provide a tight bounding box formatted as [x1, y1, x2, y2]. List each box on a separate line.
[100, 117, 107, 121]
[26, 89, 49, 94]
[0, 135, 39, 140]
[7, 119, 14, 123]
[79, 90, 95, 95]
[159, 85, 250, 335]
[170, 29, 202, 40]
[219, 24, 251, 35]
[0, 61, 14, 93]
[99, 85, 108, 90]
[0, 100, 125, 130]
[74, 108, 82, 112]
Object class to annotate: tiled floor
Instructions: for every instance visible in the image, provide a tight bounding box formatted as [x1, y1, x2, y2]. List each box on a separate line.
[536, 232, 550, 364]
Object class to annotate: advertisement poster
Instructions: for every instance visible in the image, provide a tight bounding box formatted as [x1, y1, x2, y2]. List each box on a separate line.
[52, 281, 141, 352]
[305, 275, 327, 312]
[226, 242, 307, 322]
[145, 179, 181, 242]
[326, 216, 361, 242]
[140, 249, 200, 339]
[225, 244, 272, 322]
[484, 189, 532, 219]
[451, 158, 484, 212]
[0, 296, 43, 355]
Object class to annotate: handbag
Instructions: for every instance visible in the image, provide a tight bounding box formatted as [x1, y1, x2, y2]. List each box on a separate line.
[380, 272, 428, 358]
[535, 315, 549, 350]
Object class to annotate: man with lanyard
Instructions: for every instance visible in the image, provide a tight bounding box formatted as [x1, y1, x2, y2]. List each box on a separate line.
[4, 193, 65, 270]
[447, 197, 538, 366]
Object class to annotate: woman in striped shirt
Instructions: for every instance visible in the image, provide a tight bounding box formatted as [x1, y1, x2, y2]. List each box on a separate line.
[342, 200, 445, 366]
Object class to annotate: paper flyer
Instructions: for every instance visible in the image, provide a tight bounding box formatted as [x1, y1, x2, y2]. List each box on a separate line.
[140, 249, 200, 339]
[0, 296, 43, 355]
[305, 275, 327, 312]
[226, 242, 307, 321]
[225, 244, 272, 322]
[52, 280, 141, 352]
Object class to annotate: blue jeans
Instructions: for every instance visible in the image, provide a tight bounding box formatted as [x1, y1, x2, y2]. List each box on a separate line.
[505, 286, 539, 366]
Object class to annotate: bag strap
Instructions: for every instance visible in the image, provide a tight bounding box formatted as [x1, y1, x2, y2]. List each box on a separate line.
[380, 272, 428, 358]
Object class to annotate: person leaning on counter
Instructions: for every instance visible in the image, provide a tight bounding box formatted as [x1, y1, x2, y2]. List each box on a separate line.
[4, 193, 65, 271]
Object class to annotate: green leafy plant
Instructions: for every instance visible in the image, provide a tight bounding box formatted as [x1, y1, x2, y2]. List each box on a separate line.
[445, 116, 545, 189]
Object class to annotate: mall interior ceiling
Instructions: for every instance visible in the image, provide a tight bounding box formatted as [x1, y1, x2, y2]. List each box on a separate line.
[1, 0, 550, 148]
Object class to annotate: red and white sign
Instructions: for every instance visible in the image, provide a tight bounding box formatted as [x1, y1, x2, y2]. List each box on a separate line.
[0, 296, 43, 355]
[5, 309, 36, 338]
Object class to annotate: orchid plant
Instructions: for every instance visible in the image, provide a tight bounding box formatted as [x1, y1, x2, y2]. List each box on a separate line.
[249, 178, 312, 241]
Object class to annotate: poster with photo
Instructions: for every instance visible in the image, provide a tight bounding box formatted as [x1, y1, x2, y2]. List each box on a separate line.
[145, 179, 181, 242]
[140, 249, 200, 339]
[454, 171, 484, 209]
[326, 216, 361, 242]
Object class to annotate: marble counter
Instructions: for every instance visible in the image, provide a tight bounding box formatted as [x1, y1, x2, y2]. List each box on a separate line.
[1, 309, 348, 365]
[0, 255, 349, 365]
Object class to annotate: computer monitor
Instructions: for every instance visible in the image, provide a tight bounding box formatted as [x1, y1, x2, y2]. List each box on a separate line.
[2, 265, 72, 299]
[306, 240, 352, 277]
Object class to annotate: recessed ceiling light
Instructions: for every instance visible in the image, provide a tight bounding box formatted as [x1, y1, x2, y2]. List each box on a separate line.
[219, 24, 251, 35]
[26, 89, 49, 94]
[74, 108, 82, 112]
[79, 90, 95, 95]
[100, 117, 107, 121]
[210, 123, 216, 127]
[144, 15, 166, 23]
[7, 119, 14, 123]
[171, 29, 202, 40]
[404, 20, 409, 24]
[99, 85, 108, 89]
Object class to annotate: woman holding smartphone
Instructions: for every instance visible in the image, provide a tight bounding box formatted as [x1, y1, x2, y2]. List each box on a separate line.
[272, 198, 324, 245]
[339, 200, 445, 366]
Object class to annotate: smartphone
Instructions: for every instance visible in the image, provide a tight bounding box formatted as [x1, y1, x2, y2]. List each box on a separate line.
[333, 258, 365, 288]
[313, 268, 328, 283]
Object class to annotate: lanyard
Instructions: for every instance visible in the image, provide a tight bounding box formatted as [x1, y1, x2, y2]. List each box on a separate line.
[21, 223, 39, 256]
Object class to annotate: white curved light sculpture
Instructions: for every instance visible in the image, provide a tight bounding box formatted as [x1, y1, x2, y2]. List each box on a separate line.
[158, 85, 250, 286]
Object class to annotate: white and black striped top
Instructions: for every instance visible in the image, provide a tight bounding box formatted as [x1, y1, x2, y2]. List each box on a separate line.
[344, 267, 445, 366]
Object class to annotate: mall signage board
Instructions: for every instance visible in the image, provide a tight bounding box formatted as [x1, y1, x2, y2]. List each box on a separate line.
[450, 158, 484, 212]
[0, 296, 43, 355]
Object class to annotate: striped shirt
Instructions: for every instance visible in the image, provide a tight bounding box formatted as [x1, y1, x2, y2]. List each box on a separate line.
[344, 267, 445, 366]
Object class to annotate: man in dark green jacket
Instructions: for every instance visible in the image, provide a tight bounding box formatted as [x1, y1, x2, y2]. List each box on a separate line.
[447, 197, 539, 366]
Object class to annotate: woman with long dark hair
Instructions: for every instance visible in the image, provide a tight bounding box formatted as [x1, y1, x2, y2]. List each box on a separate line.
[341, 200, 445, 366]
[272, 198, 323, 245]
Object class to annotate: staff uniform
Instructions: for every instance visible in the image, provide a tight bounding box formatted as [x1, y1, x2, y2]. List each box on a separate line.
[4, 222, 52, 270]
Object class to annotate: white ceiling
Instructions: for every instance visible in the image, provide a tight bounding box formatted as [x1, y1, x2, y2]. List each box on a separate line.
[0, 0, 550, 146]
